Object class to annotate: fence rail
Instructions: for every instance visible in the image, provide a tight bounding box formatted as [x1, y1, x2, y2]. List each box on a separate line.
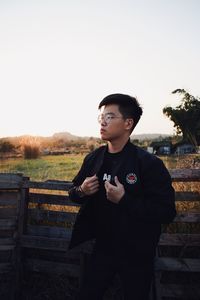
[0, 169, 200, 299]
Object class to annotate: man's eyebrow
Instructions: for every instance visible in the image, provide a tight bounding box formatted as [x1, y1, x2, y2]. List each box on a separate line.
[104, 112, 115, 115]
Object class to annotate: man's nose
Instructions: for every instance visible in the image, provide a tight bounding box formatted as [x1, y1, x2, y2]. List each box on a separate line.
[101, 118, 107, 126]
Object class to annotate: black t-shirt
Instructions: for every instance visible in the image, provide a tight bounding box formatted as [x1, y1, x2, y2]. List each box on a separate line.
[94, 150, 123, 251]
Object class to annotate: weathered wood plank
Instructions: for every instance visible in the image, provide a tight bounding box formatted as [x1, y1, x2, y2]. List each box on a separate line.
[29, 191, 200, 205]
[0, 230, 14, 238]
[0, 173, 23, 183]
[24, 258, 80, 277]
[0, 218, 16, 229]
[29, 193, 80, 207]
[0, 173, 24, 189]
[0, 263, 12, 273]
[0, 238, 15, 245]
[24, 170, 200, 187]
[25, 246, 81, 261]
[155, 257, 200, 272]
[21, 235, 69, 251]
[175, 191, 200, 201]
[27, 225, 72, 239]
[169, 168, 200, 181]
[0, 183, 21, 189]
[0, 245, 15, 251]
[159, 233, 200, 246]
[161, 283, 200, 299]
[0, 191, 19, 206]
[26, 180, 73, 191]
[174, 212, 200, 222]
[0, 208, 17, 218]
[28, 208, 77, 223]
[1, 170, 200, 188]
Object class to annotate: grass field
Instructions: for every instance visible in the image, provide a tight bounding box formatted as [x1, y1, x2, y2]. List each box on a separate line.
[1, 152, 199, 181]
[0, 154, 85, 181]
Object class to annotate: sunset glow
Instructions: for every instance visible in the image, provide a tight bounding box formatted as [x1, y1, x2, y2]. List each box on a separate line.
[1, 0, 200, 138]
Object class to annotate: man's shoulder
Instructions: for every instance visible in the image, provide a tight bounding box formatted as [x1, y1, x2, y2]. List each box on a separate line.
[130, 143, 153, 158]
[131, 143, 163, 165]
[84, 145, 106, 160]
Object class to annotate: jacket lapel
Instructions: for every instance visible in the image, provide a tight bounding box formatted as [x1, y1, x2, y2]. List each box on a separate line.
[89, 146, 107, 175]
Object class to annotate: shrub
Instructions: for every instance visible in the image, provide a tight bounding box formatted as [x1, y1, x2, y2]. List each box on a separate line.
[0, 140, 15, 153]
[23, 144, 40, 159]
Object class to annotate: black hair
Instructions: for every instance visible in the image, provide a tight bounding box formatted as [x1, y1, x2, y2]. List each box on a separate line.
[98, 93, 143, 132]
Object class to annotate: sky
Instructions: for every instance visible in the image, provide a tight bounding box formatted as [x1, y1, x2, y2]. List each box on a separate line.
[0, 0, 200, 138]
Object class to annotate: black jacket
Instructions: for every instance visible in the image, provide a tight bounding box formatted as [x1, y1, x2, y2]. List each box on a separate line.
[68, 141, 176, 257]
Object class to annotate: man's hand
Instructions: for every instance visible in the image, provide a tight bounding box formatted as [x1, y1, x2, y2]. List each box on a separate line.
[104, 176, 125, 204]
[81, 174, 99, 196]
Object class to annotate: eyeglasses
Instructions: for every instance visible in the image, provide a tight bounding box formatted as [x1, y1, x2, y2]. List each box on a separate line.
[97, 113, 123, 124]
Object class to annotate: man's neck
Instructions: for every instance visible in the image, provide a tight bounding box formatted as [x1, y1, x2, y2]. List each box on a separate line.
[107, 137, 130, 153]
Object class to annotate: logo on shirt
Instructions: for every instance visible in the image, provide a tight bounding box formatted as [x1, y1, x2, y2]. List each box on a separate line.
[103, 173, 111, 182]
[126, 173, 137, 184]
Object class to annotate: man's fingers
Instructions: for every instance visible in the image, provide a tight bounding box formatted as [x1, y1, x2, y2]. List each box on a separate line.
[90, 174, 98, 181]
[87, 180, 99, 189]
[114, 176, 121, 186]
[85, 175, 99, 187]
[90, 183, 99, 191]
[104, 180, 110, 189]
[81, 175, 99, 195]
[104, 181, 113, 192]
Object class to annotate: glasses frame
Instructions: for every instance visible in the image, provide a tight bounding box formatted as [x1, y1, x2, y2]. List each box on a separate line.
[98, 113, 123, 124]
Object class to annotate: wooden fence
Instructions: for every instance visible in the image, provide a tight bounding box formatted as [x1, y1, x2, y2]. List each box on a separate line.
[0, 170, 200, 299]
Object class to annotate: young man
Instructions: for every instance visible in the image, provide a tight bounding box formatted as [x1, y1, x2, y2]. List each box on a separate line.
[69, 93, 176, 300]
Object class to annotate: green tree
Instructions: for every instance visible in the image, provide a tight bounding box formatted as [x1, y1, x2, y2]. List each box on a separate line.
[163, 89, 200, 146]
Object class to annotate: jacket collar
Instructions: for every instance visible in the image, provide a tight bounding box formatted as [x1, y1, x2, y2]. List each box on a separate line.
[91, 138, 133, 175]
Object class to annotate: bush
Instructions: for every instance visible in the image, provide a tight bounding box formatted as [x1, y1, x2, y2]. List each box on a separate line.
[24, 144, 40, 159]
[0, 140, 15, 153]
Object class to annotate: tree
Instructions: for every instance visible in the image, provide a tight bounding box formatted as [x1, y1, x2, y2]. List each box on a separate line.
[163, 89, 200, 146]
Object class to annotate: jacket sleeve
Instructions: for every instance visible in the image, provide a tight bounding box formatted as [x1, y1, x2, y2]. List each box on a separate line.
[68, 154, 91, 204]
[119, 156, 176, 224]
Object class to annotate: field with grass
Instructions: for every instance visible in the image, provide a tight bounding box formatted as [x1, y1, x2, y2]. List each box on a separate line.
[0, 152, 199, 181]
[0, 154, 85, 181]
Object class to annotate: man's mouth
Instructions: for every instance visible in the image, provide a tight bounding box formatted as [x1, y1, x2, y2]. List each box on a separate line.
[100, 129, 106, 134]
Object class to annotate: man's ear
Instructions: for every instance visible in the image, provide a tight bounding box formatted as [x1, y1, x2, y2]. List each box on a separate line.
[125, 118, 134, 131]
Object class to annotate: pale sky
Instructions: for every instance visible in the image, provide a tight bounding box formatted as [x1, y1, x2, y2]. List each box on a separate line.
[1, 0, 200, 138]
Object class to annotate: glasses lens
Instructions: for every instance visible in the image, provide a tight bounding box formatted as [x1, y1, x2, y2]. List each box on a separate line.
[98, 114, 113, 124]
[98, 114, 108, 123]
[98, 115, 102, 123]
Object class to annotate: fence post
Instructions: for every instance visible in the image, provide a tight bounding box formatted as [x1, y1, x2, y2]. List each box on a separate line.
[14, 176, 29, 299]
[0, 173, 29, 300]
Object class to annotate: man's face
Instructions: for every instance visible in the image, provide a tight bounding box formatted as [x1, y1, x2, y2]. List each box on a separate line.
[98, 104, 133, 141]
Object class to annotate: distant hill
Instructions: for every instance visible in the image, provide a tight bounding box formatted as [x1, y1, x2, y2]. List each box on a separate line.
[52, 132, 171, 141]
[52, 131, 82, 140]
[0, 132, 171, 142]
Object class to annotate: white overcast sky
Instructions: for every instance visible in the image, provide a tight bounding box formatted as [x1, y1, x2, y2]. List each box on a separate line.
[0, 0, 200, 138]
